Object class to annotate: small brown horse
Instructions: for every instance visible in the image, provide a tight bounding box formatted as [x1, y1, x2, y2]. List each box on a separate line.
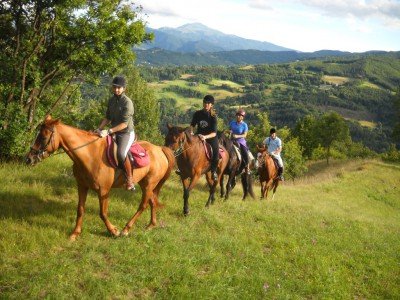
[26, 116, 175, 240]
[165, 125, 229, 215]
[218, 132, 255, 200]
[257, 146, 279, 199]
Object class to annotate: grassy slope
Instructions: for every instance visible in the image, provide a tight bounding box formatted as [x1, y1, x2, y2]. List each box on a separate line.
[0, 157, 399, 298]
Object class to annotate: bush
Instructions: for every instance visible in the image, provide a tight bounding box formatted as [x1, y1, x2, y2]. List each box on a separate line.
[381, 144, 400, 163]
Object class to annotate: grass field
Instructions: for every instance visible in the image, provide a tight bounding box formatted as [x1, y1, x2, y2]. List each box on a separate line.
[322, 75, 350, 85]
[0, 156, 399, 298]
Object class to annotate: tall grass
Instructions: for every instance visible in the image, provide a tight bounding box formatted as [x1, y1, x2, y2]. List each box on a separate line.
[0, 157, 399, 298]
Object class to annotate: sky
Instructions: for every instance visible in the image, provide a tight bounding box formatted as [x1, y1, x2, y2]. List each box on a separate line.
[134, 0, 400, 52]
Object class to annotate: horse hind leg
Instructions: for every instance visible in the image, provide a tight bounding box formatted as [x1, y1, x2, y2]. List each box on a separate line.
[120, 189, 153, 236]
[271, 180, 279, 201]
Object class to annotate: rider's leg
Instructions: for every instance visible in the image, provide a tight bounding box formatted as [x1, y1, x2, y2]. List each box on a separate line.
[208, 137, 219, 180]
[116, 131, 136, 190]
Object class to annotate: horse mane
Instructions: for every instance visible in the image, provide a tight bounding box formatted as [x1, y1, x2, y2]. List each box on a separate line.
[45, 115, 98, 136]
[217, 131, 234, 152]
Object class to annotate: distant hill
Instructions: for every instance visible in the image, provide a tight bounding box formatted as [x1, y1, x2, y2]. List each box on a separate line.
[135, 48, 395, 66]
[138, 23, 293, 53]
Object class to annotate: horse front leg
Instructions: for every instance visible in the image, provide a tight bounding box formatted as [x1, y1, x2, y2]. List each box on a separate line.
[70, 183, 88, 241]
[98, 189, 120, 237]
[182, 177, 191, 216]
[183, 175, 201, 215]
[225, 170, 236, 200]
[205, 172, 218, 207]
[260, 181, 267, 199]
[121, 188, 153, 236]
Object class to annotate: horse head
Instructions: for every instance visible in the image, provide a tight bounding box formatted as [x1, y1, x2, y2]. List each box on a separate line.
[165, 124, 196, 151]
[26, 115, 60, 165]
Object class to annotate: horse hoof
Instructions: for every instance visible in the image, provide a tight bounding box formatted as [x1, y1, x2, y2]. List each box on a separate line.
[69, 234, 78, 241]
[183, 210, 190, 216]
[146, 224, 155, 230]
[120, 229, 129, 237]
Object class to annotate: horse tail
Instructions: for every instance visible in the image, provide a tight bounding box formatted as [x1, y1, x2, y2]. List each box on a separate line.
[161, 146, 176, 182]
[241, 173, 256, 200]
[152, 146, 176, 208]
[247, 174, 255, 199]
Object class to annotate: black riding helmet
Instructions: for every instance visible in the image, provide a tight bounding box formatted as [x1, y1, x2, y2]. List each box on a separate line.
[203, 95, 215, 104]
[112, 76, 126, 88]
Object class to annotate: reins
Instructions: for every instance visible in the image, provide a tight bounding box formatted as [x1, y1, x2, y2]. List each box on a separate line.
[173, 135, 202, 157]
[51, 136, 101, 156]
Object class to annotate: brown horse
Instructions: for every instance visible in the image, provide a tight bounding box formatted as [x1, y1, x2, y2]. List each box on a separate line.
[257, 146, 279, 199]
[26, 115, 175, 240]
[218, 131, 255, 200]
[165, 125, 229, 215]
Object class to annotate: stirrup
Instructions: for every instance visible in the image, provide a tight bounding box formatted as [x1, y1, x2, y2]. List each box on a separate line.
[126, 179, 136, 191]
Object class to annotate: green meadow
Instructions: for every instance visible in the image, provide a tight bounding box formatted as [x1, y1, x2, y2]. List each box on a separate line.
[0, 156, 399, 299]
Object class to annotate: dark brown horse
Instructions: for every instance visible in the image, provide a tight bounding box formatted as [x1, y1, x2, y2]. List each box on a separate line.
[257, 146, 279, 199]
[218, 132, 255, 200]
[26, 116, 175, 240]
[165, 125, 229, 215]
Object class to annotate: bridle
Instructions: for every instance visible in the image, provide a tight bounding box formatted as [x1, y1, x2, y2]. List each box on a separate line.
[29, 124, 101, 161]
[170, 131, 201, 157]
[29, 125, 56, 161]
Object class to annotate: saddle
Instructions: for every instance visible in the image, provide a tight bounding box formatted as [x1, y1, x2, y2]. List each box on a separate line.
[106, 135, 150, 169]
[201, 141, 226, 160]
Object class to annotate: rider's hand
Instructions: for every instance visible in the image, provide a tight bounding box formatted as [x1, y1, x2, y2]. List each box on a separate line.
[198, 134, 205, 141]
[99, 130, 108, 138]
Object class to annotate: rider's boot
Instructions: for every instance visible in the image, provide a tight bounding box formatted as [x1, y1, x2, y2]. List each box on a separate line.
[277, 167, 284, 181]
[123, 157, 136, 191]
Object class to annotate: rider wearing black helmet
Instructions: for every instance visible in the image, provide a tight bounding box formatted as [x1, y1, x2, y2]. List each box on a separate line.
[190, 95, 219, 181]
[95, 76, 136, 190]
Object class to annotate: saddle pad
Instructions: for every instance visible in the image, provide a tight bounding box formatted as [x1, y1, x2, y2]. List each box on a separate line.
[202, 141, 225, 160]
[106, 135, 150, 168]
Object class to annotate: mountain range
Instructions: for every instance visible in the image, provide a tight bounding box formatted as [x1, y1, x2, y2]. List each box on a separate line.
[139, 23, 293, 53]
[135, 23, 394, 66]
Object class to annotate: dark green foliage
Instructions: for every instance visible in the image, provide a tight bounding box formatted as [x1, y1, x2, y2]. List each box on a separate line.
[314, 112, 351, 164]
[0, 0, 150, 160]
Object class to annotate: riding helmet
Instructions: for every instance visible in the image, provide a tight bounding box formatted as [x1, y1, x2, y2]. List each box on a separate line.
[236, 108, 246, 117]
[112, 76, 126, 88]
[203, 95, 215, 104]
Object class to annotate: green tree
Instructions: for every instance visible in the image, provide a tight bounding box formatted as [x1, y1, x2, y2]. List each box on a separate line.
[294, 115, 318, 159]
[0, 0, 151, 159]
[125, 67, 163, 144]
[246, 112, 271, 151]
[315, 112, 350, 164]
[283, 137, 308, 181]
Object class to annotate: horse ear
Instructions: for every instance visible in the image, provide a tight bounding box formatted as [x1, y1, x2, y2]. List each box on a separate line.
[45, 115, 52, 121]
[167, 123, 172, 130]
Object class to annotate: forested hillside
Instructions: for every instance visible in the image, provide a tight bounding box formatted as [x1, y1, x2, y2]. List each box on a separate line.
[139, 54, 400, 153]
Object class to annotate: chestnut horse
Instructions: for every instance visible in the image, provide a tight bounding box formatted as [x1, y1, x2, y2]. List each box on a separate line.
[165, 125, 229, 215]
[26, 116, 175, 240]
[257, 146, 279, 199]
[218, 132, 255, 200]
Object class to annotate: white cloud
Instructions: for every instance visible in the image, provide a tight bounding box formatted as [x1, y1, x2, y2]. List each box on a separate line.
[135, 0, 400, 52]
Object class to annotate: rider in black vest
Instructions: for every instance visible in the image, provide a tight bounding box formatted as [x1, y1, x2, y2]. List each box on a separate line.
[190, 95, 219, 181]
